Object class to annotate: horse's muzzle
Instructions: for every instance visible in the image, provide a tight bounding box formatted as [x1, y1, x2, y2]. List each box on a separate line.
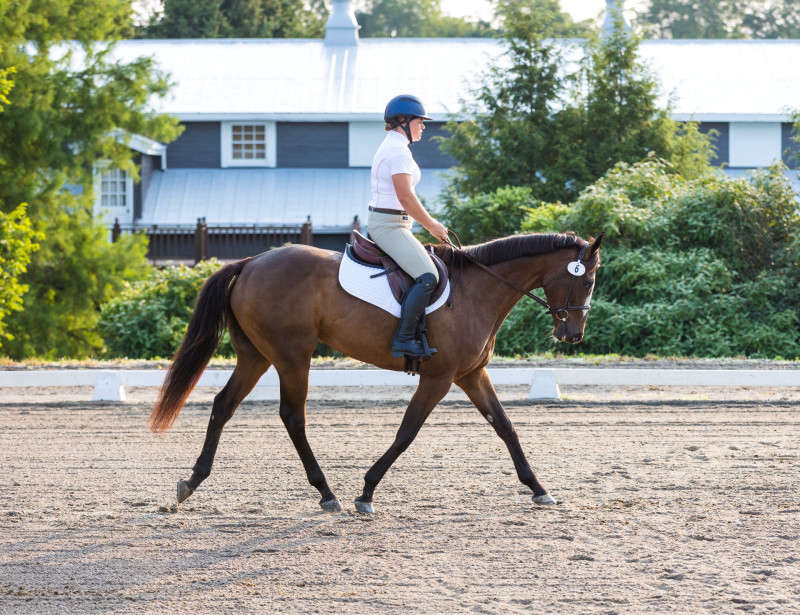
[555, 326, 583, 344]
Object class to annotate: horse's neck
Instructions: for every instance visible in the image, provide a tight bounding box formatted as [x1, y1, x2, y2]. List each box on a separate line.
[461, 253, 554, 326]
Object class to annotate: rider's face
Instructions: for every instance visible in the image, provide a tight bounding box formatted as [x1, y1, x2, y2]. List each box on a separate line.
[409, 117, 425, 142]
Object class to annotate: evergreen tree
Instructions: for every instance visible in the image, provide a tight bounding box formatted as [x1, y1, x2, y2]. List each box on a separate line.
[439, 4, 713, 240]
[439, 0, 577, 202]
[575, 18, 712, 186]
[0, 0, 181, 358]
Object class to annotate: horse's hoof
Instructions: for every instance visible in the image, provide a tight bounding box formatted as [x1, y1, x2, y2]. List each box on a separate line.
[320, 497, 342, 512]
[354, 498, 374, 514]
[533, 493, 557, 506]
[177, 479, 194, 504]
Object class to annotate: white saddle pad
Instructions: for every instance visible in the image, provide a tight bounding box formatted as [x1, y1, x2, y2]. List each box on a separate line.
[338, 251, 450, 318]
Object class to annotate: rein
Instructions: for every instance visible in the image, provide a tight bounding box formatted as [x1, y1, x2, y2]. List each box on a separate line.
[443, 232, 592, 322]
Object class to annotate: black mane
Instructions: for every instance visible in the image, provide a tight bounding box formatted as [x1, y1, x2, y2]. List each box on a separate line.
[433, 233, 583, 267]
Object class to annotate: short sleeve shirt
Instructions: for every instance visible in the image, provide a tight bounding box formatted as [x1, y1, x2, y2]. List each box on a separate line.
[370, 130, 421, 211]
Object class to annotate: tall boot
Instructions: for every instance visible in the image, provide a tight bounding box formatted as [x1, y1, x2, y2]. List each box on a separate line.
[391, 273, 437, 358]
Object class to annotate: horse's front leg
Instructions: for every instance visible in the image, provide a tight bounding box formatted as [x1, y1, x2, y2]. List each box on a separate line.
[456, 367, 555, 505]
[356, 375, 452, 514]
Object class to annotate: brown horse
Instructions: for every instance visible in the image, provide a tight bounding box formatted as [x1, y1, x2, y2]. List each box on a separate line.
[150, 232, 602, 513]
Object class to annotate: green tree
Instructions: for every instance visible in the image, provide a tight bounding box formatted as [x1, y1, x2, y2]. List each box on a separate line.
[0, 204, 42, 348]
[439, 0, 579, 202]
[635, 0, 800, 39]
[0, 47, 12, 111]
[495, 0, 592, 38]
[138, 0, 325, 38]
[357, 0, 494, 38]
[574, 22, 713, 185]
[635, 0, 740, 38]
[740, 1, 800, 38]
[0, 0, 181, 358]
[439, 3, 713, 240]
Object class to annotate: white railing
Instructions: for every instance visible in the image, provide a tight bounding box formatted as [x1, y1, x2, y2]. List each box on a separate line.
[0, 368, 798, 401]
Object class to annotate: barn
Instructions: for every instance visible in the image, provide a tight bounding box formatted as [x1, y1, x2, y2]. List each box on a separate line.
[95, 0, 800, 260]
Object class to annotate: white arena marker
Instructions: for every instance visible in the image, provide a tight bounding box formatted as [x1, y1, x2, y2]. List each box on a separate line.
[93, 371, 126, 402]
[529, 369, 560, 399]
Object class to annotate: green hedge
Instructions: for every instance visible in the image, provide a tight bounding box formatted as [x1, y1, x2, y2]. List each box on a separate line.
[98, 260, 232, 359]
[495, 160, 800, 358]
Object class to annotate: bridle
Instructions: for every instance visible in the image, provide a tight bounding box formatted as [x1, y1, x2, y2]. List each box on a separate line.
[444, 232, 594, 323]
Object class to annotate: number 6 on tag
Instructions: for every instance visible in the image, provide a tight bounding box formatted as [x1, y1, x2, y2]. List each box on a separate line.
[567, 261, 585, 277]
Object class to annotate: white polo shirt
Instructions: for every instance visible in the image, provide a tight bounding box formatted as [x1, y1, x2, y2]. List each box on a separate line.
[369, 130, 421, 211]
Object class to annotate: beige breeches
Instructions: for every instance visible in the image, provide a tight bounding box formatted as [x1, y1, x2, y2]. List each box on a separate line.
[367, 210, 439, 282]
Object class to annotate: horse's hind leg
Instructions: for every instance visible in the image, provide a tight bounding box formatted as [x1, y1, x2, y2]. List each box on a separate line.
[275, 357, 341, 512]
[177, 330, 269, 503]
[456, 367, 554, 506]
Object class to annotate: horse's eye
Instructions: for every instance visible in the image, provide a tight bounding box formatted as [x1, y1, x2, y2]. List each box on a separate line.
[583, 277, 594, 288]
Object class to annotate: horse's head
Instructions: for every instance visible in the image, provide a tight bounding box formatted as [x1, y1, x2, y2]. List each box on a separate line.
[541, 233, 603, 344]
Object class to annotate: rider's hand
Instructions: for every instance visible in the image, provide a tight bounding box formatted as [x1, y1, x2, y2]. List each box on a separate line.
[428, 220, 449, 243]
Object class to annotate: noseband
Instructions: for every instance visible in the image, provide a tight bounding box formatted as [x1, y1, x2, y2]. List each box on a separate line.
[446, 234, 593, 322]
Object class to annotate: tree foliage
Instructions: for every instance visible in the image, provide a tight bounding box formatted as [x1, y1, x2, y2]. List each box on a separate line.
[635, 0, 800, 39]
[496, 160, 800, 359]
[0, 0, 182, 358]
[137, 0, 326, 38]
[0, 204, 42, 347]
[439, 1, 580, 202]
[439, 10, 714, 240]
[356, 0, 493, 37]
[0, 47, 12, 111]
[99, 260, 233, 359]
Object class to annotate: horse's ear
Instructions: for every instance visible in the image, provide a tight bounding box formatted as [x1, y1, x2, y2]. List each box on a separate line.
[590, 232, 604, 255]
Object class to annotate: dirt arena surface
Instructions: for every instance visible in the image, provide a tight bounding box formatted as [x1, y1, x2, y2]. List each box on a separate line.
[1, 384, 799, 613]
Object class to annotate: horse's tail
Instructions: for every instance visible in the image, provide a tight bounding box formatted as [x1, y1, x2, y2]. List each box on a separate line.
[149, 258, 252, 433]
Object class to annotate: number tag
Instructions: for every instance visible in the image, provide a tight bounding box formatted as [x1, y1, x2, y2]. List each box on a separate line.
[567, 261, 585, 277]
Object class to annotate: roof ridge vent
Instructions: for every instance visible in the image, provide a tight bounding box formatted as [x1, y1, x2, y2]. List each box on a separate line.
[325, 0, 360, 46]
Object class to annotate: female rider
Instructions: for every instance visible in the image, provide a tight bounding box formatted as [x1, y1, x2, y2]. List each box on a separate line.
[368, 94, 449, 358]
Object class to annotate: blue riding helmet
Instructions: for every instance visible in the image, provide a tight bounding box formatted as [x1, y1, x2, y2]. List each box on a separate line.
[384, 95, 432, 124]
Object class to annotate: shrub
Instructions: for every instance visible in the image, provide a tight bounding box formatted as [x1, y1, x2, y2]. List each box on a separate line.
[495, 160, 800, 358]
[98, 260, 233, 359]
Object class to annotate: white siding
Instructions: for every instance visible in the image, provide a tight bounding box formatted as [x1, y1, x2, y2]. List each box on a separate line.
[729, 122, 782, 167]
[348, 122, 385, 167]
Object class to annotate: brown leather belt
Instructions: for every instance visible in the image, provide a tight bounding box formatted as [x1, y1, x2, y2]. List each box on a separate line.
[369, 206, 408, 216]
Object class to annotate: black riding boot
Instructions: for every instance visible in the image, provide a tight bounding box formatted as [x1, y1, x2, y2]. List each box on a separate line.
[391, 273, 437, 358]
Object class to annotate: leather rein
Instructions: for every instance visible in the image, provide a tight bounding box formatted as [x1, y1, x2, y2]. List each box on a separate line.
[443, 232, 593, 322]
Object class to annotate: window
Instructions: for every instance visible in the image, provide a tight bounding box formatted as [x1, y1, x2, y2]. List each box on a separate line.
[221, 121, 276, 167]
[100, 168, 129, 208]
[232, 124, 266, 160]
[93, 163, 133, 224]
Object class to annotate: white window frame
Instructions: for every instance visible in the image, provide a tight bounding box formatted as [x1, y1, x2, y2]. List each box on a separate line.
[93, 161, 134, 224]
[221, 121, 276, 168]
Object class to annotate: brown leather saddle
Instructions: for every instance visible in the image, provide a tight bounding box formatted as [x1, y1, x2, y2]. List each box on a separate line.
[346, 230, 449, 306]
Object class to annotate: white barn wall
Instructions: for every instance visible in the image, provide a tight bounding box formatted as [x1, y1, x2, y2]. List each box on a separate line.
[349, 122, 385, 167]
[729, 122, 782, 167]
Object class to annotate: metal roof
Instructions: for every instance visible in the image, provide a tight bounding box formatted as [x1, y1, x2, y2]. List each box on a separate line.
[114, 38, 800, 121]
[140, 167, 448, 231]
